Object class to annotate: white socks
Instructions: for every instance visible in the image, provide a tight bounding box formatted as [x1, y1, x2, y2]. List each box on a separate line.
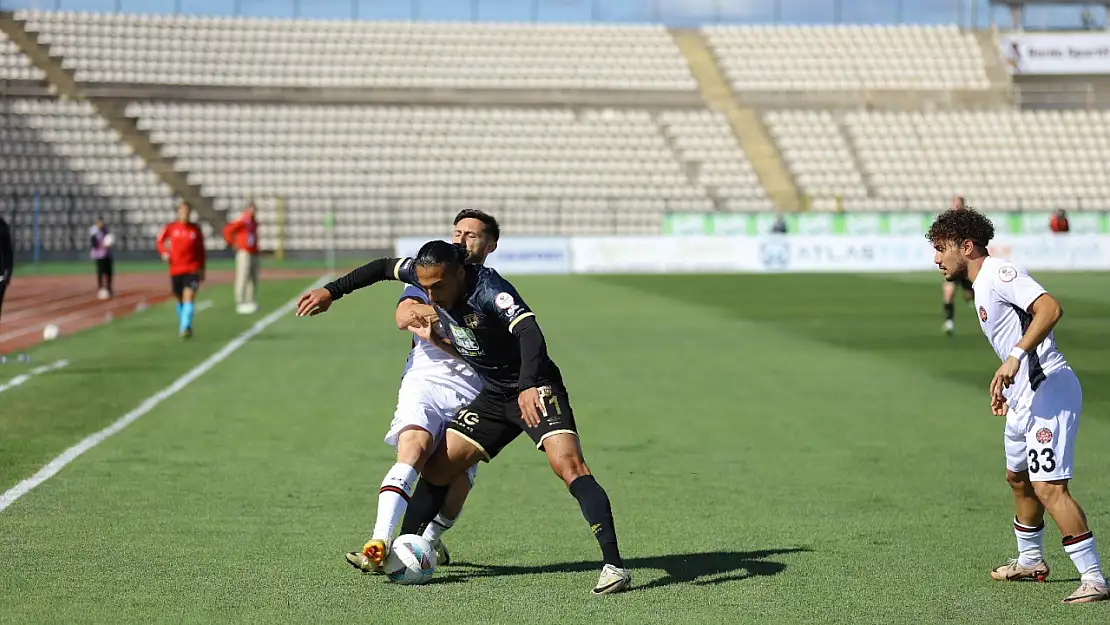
[422, 511, 460, 545]
[1014, 518, 1045, 567]
[1063, 531, 1107, 585]
[372, 463, 418, 542]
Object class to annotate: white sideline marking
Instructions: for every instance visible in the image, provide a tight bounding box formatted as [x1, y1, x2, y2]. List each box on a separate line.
[195, 300, 214, 313]
[0, 359, 71, 395]
[0, 276, 328, 513]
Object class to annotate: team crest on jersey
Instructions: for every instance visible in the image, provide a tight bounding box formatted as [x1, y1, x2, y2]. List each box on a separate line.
[494, 292, 514, 310]
[979, 306, 988, 322]
[1036, 428, 1053, 444]
[998, 266, 1017, 283]
[463, 313, 480, 328]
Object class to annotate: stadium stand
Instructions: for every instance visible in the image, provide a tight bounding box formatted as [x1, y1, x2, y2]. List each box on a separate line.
[0, 29, 43, 81]
[19, 11, 697, 91]
[843, 109, 1110, 210]
[702, 24, 991, 92]
[764, 108, 1110, 211]
[1, 98, 179, 252]
[125, 102, 771, 248]
[0, 9, 1098, 253]
[762, 110, 870, 211]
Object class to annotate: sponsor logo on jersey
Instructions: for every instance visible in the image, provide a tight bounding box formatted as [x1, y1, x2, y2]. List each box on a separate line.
[494, 292, 515, 310]
[999, 265, 1017, 283]
[448, 324, 482, 355]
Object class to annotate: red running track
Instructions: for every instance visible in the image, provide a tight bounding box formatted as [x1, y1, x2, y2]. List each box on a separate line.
[0, 269, 319, 356]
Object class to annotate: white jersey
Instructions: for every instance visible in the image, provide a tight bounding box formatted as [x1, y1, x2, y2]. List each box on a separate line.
[398, 284, 482, 393]
[973, 257, 1068, 409]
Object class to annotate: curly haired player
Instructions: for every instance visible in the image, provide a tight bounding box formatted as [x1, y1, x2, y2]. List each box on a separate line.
[928, 207, 1108, 605]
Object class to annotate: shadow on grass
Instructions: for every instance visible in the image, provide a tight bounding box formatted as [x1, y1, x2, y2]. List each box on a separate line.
[448, 548, 812, 590]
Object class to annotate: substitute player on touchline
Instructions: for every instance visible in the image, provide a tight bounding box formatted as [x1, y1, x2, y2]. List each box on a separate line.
[345, 210, 500, 574]
[297, 241, 631, 595]
[928, 207, 1108, 605]
[156, 202, 206, 339]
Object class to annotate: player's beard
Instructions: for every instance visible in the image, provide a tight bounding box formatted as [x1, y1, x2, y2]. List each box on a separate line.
[947, 256, 970, 282]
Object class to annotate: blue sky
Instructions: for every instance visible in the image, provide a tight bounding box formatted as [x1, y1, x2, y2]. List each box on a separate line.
[0, 0, 1100, 29]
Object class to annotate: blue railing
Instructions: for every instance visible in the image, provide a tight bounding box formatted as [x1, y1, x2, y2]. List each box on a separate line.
[0, 0, 1103, 30]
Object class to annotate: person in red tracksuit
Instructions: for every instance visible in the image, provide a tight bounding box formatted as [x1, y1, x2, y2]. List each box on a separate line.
[156, 202, 206, 339]
[223, 202, 260, 315]
[1051, 209, 1070, 233]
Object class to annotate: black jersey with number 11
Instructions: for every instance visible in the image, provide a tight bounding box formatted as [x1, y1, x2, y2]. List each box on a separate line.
[395, 258, 564, 396]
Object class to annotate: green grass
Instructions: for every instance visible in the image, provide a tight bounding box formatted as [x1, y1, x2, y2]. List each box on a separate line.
[2, 271, 1110, 624]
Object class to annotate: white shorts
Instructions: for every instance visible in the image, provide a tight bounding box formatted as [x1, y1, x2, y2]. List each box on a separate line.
[1004, 366, 1082, 482]
[386, 374, 481, 485]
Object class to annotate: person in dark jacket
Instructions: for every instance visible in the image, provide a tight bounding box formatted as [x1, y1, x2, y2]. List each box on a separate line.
[0, 216, 13, 327]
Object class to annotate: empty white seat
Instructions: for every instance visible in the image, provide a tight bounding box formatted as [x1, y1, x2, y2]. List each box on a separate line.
[0, 30, 45, 81]
[704, 25, 990, 92]
[18, 11, 698, 91]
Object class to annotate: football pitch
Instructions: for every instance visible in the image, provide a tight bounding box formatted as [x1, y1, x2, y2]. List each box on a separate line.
[2, 271, 1110, 624]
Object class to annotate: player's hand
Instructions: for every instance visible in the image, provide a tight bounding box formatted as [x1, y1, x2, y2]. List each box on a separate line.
[991, 394, 1009, 417]
[518, 387, 547, 428]
[403, 304, 437, 329]
[161, 253, 170, 262]
[990, 357, 1020, 402]
[296, 288, 333, 317]
[197, 270, 205, 282]
[408, 312, 439, 341]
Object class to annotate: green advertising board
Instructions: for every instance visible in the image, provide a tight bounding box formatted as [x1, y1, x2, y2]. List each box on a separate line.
[662, 212, 1110, 236]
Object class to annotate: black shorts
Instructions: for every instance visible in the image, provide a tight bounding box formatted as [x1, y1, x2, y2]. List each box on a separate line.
[171, 273, 201, 298]
[95, 257, 113, 277]
[448, 384, 578, 461]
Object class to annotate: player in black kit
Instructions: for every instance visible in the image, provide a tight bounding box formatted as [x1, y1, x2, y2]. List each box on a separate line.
[296, 240, 631, 595]
[0, 215, 13, 327]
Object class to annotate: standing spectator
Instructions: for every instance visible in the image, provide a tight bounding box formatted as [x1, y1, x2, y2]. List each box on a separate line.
[1050, 208, 1070, 233]
[223, 202, 260, 314]
[0, 215, 12, 328]
[90, 217, 114, 300]
[771, 214, 788, 233]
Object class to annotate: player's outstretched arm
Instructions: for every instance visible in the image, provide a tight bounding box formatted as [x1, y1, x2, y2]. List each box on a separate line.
[512, 315, 551, 427]
[295, 257, 409, 317]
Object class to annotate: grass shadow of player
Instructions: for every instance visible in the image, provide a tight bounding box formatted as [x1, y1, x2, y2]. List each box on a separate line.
[451, 548, 811, 591]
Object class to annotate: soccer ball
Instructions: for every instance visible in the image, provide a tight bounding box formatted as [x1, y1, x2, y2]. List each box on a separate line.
[42, 324, 60, 341]
[383, 534, 437, 585]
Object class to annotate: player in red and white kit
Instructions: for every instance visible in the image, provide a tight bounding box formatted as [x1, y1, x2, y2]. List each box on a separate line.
[928, 207, 1108, 605]
[156, 202, 206, 339]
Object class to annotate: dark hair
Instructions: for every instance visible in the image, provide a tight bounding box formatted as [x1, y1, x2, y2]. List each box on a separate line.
[454, 209, 500, 241]
[415, 239, 469, 268]
[927, 208, 995, 250]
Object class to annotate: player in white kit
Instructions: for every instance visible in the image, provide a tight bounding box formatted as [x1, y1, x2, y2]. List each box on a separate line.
[341, 210, 500, 573]
[928, 207, 1109, 604]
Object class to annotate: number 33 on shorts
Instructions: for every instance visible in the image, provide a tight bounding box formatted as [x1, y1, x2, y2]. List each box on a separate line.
[1018, 423, 1072, 480]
